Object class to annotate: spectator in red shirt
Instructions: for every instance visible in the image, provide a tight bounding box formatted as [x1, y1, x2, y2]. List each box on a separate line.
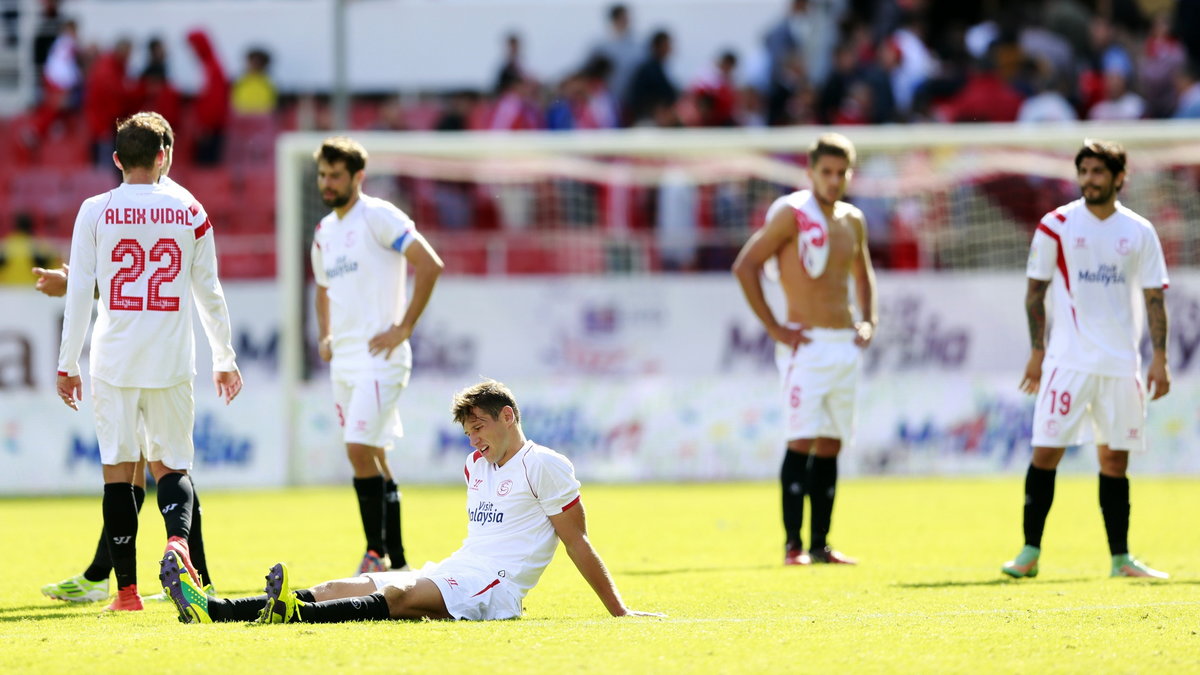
[136, 37, 182, 132]
[186, 28, 229, 165]
[943, 44, 1024, 123]
[688, 50, 739, 127]
[82, 37, 134, 165]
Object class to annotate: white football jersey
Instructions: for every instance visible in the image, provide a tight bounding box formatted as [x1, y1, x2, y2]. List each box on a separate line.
[446, 440, 582, 599]
[58, 182, 237, 387]
[1026, 199, 1169, 376]
[311, 194, 417, 376]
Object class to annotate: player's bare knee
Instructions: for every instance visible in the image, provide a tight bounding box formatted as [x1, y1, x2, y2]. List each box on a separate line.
[786, 439, 813, 454]
[1031, 447, 1065, 470]
[814, 437, 841, 457]
[1098, 450, 1128, 477]
[380, 583, 411, 617]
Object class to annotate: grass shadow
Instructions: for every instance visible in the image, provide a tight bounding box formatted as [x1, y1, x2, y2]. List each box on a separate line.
[624, 564, 778, 576]
[0, 610, 92, 622]
[894, 577, 1093, 589]
[0, 603, 86, 615]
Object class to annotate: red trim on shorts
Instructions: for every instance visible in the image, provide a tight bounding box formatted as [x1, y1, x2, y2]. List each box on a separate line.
[1038, 368, 1059, 407]
[470, 579, 501, 598]
[561, 495, 580, 512]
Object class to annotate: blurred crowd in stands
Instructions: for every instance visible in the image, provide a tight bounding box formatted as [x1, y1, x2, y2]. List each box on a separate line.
[2, 0, 1199, 280]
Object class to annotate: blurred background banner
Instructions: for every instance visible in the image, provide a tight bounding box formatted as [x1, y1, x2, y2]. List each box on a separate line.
[4, 271, 1198, 494]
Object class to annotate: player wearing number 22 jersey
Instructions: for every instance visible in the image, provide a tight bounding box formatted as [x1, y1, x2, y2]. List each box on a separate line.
[59, 183, 235, 387]
[57, 115, 240, 613]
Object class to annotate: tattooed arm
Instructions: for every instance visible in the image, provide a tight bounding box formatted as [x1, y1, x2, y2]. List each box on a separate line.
[1020, 279, 1050, 394]
[1144, 288, 1170, 400]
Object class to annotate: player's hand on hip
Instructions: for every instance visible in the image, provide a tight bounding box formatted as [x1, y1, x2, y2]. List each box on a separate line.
[1019, 350, 1045, 395]
[368, 323, 411, 359]
[769, 324, 809, 349]
[318, 336, 333, 362]
[1146, 355, 1171, 400]
[214, 369, 243, 405]
[854, 320, 875, 348]
[32, 266, 68, 297]
[56, 374, 81, 411]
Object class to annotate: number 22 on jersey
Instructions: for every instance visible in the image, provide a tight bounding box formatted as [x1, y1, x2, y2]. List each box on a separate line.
[110, 237, 182, 311]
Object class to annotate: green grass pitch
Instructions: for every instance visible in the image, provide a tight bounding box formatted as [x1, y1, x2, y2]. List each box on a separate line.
[2, 478, 1198, 673]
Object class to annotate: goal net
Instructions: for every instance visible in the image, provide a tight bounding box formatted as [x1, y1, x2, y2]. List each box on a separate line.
[274, 122, 1200, 477]
[278, 123, 1200, 281]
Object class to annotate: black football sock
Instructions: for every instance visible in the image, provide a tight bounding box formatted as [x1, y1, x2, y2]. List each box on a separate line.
[384, 480, 407, 567]
[780, 448, 808, 549]
[806, 456, 838, 551]
[84, 485, 145, 582]
[102, 482, 139, 589]
[1023, 465, 1057, 548]
[190, 490, 212, 586]
[1099, 473, 1130, 556]
[294, 593, 391, 623]
[353, 476, 386, 554]
[294, 588, 316, 603]
[208, 595, 268, 622]
[157, 472, 194, 540]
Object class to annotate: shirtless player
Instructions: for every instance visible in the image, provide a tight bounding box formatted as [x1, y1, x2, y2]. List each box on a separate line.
[732, 132, 877, 566]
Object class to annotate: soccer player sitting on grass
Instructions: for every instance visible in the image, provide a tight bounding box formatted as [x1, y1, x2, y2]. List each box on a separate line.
[160, 379, 662, 623]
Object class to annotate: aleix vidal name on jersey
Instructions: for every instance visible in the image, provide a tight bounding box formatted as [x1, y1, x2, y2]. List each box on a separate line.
[1077, 264, 1126, 286]
[325, 255, 359, 279]
[469, 501, 505, 524]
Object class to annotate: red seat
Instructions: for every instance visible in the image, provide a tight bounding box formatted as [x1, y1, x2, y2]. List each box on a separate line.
[64, 168, 120, 203]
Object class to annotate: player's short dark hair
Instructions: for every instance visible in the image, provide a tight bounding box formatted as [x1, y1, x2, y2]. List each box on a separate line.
[452, 379, 521, 425]
[808, 132, 857, 167]
[115, 114, 165, 170]
[608, 4, 627, 22]
[1075, 138, 1126, 177]
[314, 136, 368, 175]
[129, 111, 174, 148]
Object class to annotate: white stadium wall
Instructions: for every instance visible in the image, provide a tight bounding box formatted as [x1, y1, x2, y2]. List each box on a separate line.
[65, 0, 782, 94]
[3, 272, 1200, 495]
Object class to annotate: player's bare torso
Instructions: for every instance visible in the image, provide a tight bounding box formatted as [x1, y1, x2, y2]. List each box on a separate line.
[774, 200, 863, 329]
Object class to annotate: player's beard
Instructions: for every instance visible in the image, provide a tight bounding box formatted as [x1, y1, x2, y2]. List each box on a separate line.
[322, 189, 352, 208]
[1081, 182, 1117, 205]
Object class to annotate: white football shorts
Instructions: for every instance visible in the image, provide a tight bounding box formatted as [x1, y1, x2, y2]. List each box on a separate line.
[91, 378, 195, 469]
[1031, 364, 1146, 452]
[775, 327, 861, 442]
[363, 557, 522, 621]
[331, 369, 410, 449]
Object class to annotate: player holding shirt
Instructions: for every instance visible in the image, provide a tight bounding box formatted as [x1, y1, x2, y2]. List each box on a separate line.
[160, 379, 661, 624]
[1003, 138, 1170, 580]
[39, 112, 220, 604]
[311, 136, 444, 574]
[732, 133, 877, 566]
[57, 114, 242, 612]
